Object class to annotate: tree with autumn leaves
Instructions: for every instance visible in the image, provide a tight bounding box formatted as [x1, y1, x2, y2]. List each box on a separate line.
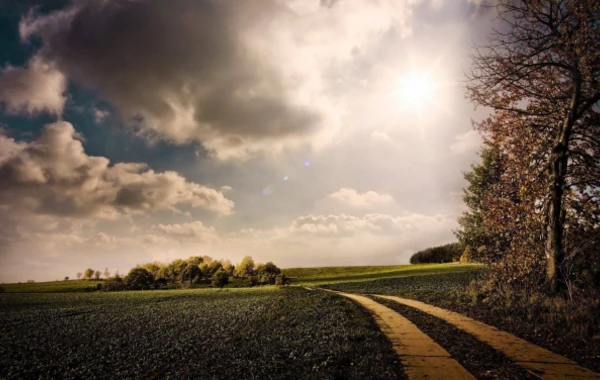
[461, 0, 600, 295]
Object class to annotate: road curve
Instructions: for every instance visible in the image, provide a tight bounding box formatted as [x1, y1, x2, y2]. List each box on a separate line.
[376, 295, 600, 380]
[318, 289, 476, 380]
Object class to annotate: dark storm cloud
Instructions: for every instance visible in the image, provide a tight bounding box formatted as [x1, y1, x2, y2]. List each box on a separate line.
[18, 0, 328, 159]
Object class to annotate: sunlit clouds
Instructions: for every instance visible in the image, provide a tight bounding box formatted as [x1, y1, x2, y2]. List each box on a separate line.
[0, 0, 495, 281]
[330, 188, 394, 207]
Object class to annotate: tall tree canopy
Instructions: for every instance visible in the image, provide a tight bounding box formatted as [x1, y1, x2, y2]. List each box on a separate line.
[467, 0, 600, 293]
[456, 147, 505, 261]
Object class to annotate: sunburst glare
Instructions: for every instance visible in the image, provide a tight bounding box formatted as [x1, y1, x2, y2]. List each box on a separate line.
[391, 71, 439, 114]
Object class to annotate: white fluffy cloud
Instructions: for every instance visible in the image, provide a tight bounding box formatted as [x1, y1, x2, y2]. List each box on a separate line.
[0, 56, 66, 115]
[291, 212, 451, 236]
[329, 188, 393, 207]
[14, 0, 419, 159]
[0, 121, 234, 219]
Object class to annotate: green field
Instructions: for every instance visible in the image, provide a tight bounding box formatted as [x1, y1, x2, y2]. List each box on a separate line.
[319, 270, 480, 297]
[0, 287, 405, 379]
[283, 262, 479, 285]
[1, 280, 103, 293]
[1, 263, 479, 293]
[0, 263, 484, 379]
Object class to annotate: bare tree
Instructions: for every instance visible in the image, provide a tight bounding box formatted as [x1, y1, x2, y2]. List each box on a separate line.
[467, 0, 600, 293]
[76, 272, 82, 280]
[103, 267, 110, 279]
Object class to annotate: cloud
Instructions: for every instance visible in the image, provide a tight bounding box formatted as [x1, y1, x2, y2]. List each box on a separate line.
[0, 210, 457, 282]
[0, 56, 66, 115]
[152, 221, 218, 242]
[449, 130, 481, 155]
[0, 121, 234, 219]
[370, 130, 395, 144]
[17, 0, 418, 159]
[92, 108, 110, 123]
[290, 212, 450, 236]
[330, 188, 393, 207]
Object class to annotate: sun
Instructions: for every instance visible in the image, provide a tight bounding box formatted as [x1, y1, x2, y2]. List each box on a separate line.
[391, 71, 439, 114]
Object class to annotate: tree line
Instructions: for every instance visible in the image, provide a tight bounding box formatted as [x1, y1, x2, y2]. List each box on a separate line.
[84, 255, 288, 291]
[74, 268, 112, 281]
[409, 243, 464, 264]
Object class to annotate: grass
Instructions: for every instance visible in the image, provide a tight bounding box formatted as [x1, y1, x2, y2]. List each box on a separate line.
[1, 280, 103, 293]
[0, 286, 404, 379]
[0, 263, 480, 292]
[319, 270, 480, 295]
[6, 263, 597, 376]
[283, 263, 480, 286]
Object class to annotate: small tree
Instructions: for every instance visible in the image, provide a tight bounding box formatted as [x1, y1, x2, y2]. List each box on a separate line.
[103, 268, 110, 279]
[143, 262, 160, 277]
[255, 262, 281, 285]
[222, 260, 235, 275]
[180, 264, 202, 285]
[84, 268, 95, 280]
[455, 147, 505, 261]
[186, 256, 203, 267]
[207, 261, 223, 277]
[76, 272, 82, 280]
[94, 271, 101, 280]
[64, 276, 69, 281]
[124, 267, 154, 290]
[167, 259, 187, 280]
[212, 268, 229, 288]
[199, 263, 209, 277]
[234, 256, 255, 278]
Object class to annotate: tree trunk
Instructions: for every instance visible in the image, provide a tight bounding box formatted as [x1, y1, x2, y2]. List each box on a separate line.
[545, 147, 566, 293]
[544, 76, 580, 294]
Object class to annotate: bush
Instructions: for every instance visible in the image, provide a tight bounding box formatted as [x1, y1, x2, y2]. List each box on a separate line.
[154, 278, 168, 290]
[27, 280, 35, 284]
[256, 262, 281, 285]
[275, 274, 288, 286]
[410, 242, 463, 264]
[460, 246, 473, 264]
[102, 276, 127, 291]
[124, 268, 154, 290]
[246, 275, 259, 287]
[212, 268, 229, 288]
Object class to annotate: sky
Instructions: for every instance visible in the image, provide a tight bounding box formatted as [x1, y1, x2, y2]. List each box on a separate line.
[0, 0, 496, 282]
